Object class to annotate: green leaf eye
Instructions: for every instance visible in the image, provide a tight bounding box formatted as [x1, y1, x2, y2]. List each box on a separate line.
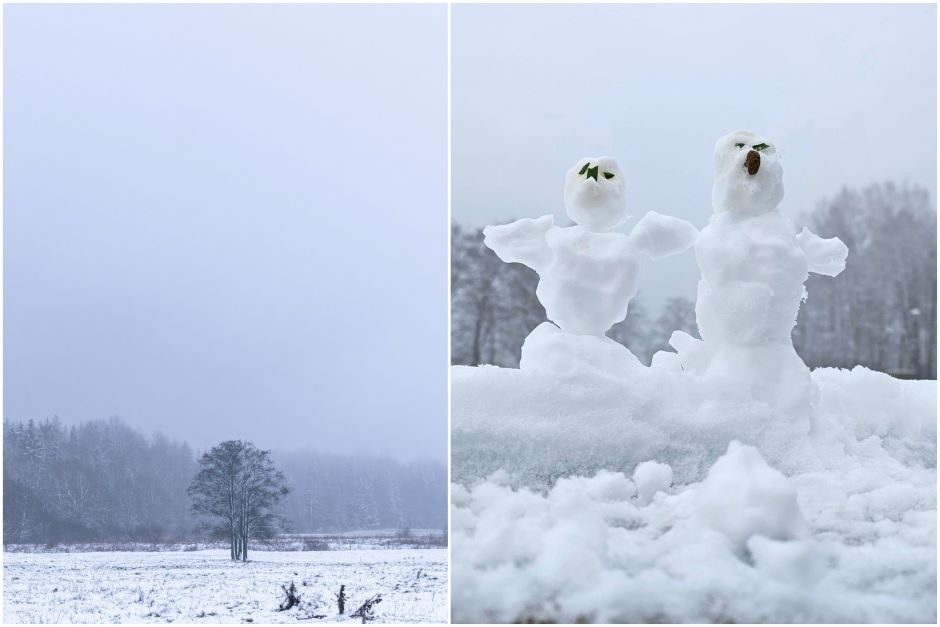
[603, 172, 615, 179]
[578, 162, 591, 175]
[752, 143, 770, 151]
[735, 143, 745, 148]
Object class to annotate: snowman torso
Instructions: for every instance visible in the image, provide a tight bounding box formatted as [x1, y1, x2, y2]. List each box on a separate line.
[538, 225, 639, 336]
[695, 210, 809, 344]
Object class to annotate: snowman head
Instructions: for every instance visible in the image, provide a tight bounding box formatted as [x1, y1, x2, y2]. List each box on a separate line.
[712, 130, 784, 214]
[563, 156, 628, 231]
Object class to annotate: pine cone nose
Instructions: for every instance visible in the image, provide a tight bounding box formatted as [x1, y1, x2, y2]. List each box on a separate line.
[745, 150, 761, 175]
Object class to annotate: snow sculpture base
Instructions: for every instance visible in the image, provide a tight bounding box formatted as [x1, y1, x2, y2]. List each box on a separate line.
[520, 322, 642, 380]
[657, 334, 818, 418]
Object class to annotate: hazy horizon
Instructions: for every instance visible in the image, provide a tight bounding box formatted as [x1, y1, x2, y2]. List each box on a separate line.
[4, 4, 448, 462]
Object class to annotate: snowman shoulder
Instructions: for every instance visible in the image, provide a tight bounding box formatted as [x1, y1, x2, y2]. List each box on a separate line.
[628, 211, 699, 259]
[544, 225, 636, 261]
[483, 214, 555, 271]
[796, 227, 848, 277]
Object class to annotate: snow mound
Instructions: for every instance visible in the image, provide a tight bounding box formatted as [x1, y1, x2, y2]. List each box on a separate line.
[695, 441, 807, 550]
[632, 460, 672, 505]
[453, 444, 935, 623]
[520, 321, 642, 380]
[451, 365, 936, 623]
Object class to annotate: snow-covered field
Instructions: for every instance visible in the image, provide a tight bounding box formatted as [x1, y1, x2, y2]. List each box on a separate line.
[452, 365, 937, 623]
[5, 530, 446, 554]
[3, 548, 447, 624]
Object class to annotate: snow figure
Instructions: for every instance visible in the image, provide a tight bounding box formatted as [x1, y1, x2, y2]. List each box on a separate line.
[484, 157, 698, 378]
[657, 131, 848, 416]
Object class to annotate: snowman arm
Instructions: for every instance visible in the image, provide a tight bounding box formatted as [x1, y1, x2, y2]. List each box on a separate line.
[796, 227, 848, 277]
[482, 214, 554, 272]
[628, 211, 699, 259]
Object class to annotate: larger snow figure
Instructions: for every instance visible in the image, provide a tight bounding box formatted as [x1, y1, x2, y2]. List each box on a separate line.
[484, 157, 698, 377]
[662, 131, 848, 415]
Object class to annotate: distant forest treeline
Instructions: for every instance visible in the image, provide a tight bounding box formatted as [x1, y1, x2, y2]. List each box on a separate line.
[452, 182, 937, 379]
[3, 417, 446, 544]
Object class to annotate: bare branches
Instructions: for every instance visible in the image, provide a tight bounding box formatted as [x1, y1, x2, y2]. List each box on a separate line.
[350, 594, 383, 623]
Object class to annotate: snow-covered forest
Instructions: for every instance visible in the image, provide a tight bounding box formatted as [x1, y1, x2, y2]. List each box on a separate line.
[3, 417, 446, 545]
[453, 181, 937, 379]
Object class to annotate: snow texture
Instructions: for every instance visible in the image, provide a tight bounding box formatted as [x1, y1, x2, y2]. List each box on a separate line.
[3, 549, 447, 624]
[452, 373, 936, 623]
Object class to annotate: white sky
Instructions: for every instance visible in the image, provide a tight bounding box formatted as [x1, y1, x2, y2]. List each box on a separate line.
[4, 4, 447, 461]
[453, 3, 937, 312]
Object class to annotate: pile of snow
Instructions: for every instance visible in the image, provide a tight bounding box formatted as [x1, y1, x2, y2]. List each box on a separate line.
[452, 332, 936, 623]
[453, 435, 935, 623]
[694, 442, 807, 550]
[632, 460, 672, 505]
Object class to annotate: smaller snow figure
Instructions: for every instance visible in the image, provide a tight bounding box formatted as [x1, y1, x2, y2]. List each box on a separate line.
[484, 157, 698, 378]
[658, 131, 848, 416]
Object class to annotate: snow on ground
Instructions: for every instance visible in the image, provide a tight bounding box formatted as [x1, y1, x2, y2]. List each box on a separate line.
[451, 364, 936, 623]
[3, 548, 447, 624]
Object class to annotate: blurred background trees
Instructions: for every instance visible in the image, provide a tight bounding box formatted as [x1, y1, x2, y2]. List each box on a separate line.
[452, 182, 937, 379]
[3, 417, 195, 545]
[794, 182, 936, 379]
[3, 417, 447, 545]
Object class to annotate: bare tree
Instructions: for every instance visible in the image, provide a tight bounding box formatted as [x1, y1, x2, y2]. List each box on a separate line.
[188, 440, 289, 561]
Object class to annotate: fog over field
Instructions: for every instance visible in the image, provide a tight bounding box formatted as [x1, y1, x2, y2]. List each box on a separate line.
[4, 3, 447, 460]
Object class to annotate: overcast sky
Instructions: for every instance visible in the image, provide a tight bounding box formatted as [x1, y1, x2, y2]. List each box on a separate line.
[4, 4, 447, 461]
[454, 3, 937, 311]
